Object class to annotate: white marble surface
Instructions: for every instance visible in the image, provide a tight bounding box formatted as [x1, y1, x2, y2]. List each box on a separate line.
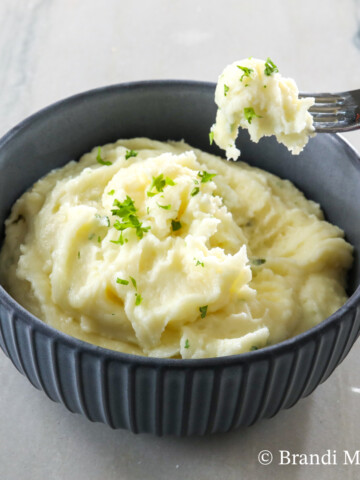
[1, 0, 360, 479]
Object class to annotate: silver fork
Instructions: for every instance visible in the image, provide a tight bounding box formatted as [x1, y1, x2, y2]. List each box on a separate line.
[299, 90, 360, 132]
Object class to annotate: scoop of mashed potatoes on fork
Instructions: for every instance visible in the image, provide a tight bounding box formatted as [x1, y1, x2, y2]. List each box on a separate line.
[210, 57, 315, 160]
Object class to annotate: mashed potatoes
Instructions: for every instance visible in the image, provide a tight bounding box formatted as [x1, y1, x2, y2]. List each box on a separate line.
[211, 57, 315, 160]
[0, 138, 353, 358]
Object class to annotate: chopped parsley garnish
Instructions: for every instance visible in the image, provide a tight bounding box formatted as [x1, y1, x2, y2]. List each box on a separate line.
[108, 189, 115, 195]
[165, 177, 176, 186]
[147, 174, 176, 197]
[125, 277, 142, 305]
[250, 346, 258, 351]
[263, 85, 267, 89]
[251, 258, 266, 266]
[135, 293, 142, 306]
[224, 84, 230, 96]
[77, 251, 80, 259]
[110, 231, 128, 245]
[96, 147, 112, 166]
[125, 149, 138, 160]
[171, 220, 182, 231]
[111, 196, 136, 217]
[237, 65, 254, 82]
[244, 107, 262, 124]
[209, 130, 214, 145]
[198, 171, 217, 183]
[116, 276, 142, 305]
[151, 174, 167, 193]
[199, 305, 208, 319]
[184, 339, 190, 349]
[195, 259, 204, 267]
[113, 217, 150, 240]
[264, 57, 279, 76]
[111, 196, 150, 242]
[97, 236, 101, 243]
[157, 203, 171, 210]
[88, 233, 95, 240]
[191, 187, 200, 197]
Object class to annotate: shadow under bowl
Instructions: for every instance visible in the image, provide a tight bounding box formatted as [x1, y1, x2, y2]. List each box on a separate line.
[0, 81, 360, 435]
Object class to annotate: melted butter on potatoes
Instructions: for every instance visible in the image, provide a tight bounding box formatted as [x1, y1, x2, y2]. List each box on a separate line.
[0, 138, 353, 358]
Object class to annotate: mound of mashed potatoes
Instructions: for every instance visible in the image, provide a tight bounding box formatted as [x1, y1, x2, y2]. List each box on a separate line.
[0, 138, 353, 358]
[211, 57, 315, 160]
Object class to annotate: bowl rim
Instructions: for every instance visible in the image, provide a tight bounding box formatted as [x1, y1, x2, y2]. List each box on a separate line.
[0, 79, 359, 368]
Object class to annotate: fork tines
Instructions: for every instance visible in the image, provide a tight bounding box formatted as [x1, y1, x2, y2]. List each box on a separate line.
[300, 91, 359, 133]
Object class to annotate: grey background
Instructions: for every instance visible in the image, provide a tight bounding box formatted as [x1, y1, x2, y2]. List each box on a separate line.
[0, 0, 360, 479]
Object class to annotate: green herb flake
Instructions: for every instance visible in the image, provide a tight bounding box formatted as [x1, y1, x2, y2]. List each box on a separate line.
[97, 236, 101, 243]
[199, 305, 208, 319]
[157, 203, 171, 210]
[195, 259, 204, 267]
[250, 346, 258, 351]
[116, 278, 129, 285]
[150, 174, 166, 193]
[209, 130, 214, 145]
[165, 177, 176, 186]
[147, 173, 176, 197]
[184, 339, 190, 349]
[251, 258, 266, 266]
[125, 149, 138, 160]
[111, 231, 128, 245]
[96, 147, 112, 166]
[237, 65, 254, 82]
[108, 189, 115, 195]
[224, 84, 230, 96]
[171, 220, 182, 231]
[191, 187, 200, 197]
[130, 276, 137, 289]
[263, 85, 267, 89]
[77, 251, 80, 259]
[88, 233, 95, 240]
[244, 107, 262, 124]
[264, 57, 279, 76]
[135, 293, 142, 306]
[111, 196, 150, 241]
[198, 171, 217, 183]
[111, 196, 136, 218]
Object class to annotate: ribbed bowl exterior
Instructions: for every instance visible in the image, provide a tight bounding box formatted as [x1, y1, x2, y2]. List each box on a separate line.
[0, 296, 359, 435]
[0, 81, 360, 435]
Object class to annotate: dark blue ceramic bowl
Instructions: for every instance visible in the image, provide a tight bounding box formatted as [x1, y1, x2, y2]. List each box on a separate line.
[0, 81, 359, 435]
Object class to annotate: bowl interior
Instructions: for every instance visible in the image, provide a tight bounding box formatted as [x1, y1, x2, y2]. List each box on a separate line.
[0, 80, 359, 298]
